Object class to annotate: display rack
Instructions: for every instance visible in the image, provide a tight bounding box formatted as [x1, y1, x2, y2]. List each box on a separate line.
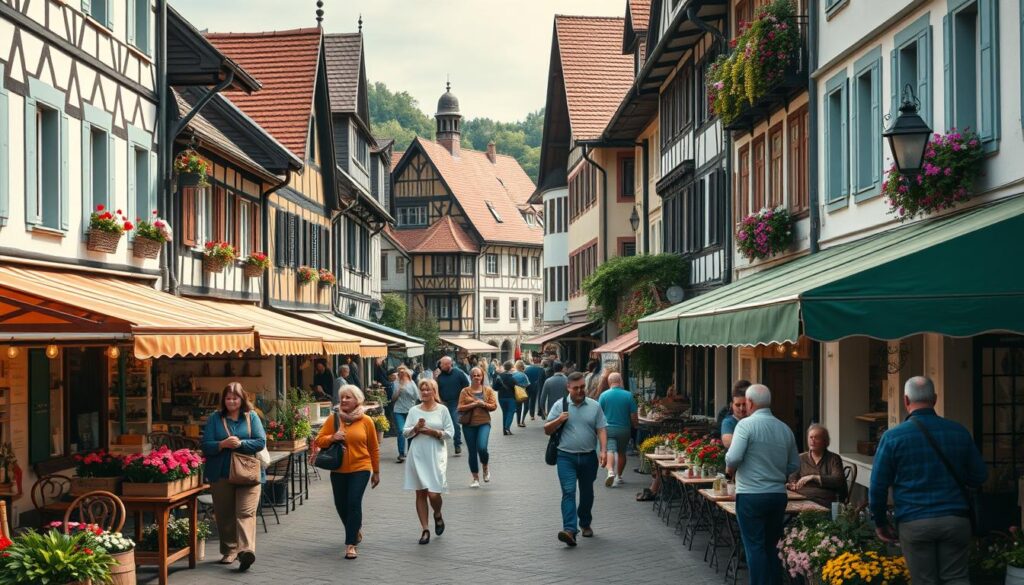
[108, 355, 152, 441]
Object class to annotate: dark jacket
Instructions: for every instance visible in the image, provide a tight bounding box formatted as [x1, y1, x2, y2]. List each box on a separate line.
[436, 367, 471, 403]
[493, 371, 519, 400]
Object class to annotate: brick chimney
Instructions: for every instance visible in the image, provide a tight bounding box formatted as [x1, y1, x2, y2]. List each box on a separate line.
[486, 141, 497, 163]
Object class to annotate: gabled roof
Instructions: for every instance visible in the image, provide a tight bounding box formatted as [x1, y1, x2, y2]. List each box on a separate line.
[554, 15, 634, 141]
[324, 33, 370, 125]
[391, 150, 404, 170]
[624, 0, 651, 52]
[206, 27, 322, 161]
[381, 226, 411, 257]
[411, 139, 542, 246]
[388, 216, 480, 254]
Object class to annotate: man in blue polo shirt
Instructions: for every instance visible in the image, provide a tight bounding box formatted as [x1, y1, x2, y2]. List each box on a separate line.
[435, 356, 470, 455]
[597, 372, 637, 487]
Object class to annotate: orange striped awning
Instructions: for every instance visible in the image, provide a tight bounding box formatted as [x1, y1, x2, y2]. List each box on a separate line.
[287, 312, 389, 358]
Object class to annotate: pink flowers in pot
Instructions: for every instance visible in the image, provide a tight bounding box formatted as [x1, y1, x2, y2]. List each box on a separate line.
[122, 447, 204, 483]
[134, 209, 173, 244]
[73, 449, 123, 478]
[735, 206, 793, 262]
[882, 129, 984, 221]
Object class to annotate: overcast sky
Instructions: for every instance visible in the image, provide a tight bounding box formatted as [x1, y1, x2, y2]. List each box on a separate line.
[170, 0, 625, 122]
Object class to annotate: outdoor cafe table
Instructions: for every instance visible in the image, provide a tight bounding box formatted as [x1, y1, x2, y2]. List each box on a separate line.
[267, 445, 311, 513]
[649, 459, 691, 520]
[669, 471, 716, 545]
[697, 489, 808, 571]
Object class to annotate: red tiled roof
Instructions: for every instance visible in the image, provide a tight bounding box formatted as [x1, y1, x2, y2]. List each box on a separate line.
[205, 27, 321, 161]
[389, 216, 480, 254]
[629, 0, 651, 32]
[391, 150, 404, 170]
[554, 15, 634, 141]
[415, 139, 543, 246]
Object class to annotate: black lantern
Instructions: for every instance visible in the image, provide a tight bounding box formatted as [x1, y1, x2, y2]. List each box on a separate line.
[629, 206, 641, 233]
[883, 84, 932, 177]
[371, 301, 384, 322]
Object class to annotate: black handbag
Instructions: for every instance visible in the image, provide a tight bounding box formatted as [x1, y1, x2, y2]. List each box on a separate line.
[545, 395, 569, 466]
[911, 417, 983, 534]
[314, 412, 346, 470]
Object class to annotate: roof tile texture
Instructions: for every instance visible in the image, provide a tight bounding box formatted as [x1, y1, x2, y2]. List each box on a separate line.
[388, 216, 479, 254]
[205, 28, 321, 161]
[629, 0, 651, 32]
[324, 33, 361, 114]
[554, 15, 635, 141]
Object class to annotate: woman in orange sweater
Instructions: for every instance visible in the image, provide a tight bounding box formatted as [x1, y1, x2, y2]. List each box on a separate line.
[315, 384, 380, 560]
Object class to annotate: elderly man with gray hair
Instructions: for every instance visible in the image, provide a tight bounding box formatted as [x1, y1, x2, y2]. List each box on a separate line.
[724, 384, 799, 585]
[869, 376, 986, 585]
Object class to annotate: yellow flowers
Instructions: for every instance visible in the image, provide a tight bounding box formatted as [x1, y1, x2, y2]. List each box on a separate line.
[821, 551, 910, 585]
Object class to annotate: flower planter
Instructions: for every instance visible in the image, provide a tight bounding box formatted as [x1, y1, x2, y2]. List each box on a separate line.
[71, 476, 122, 496]
[132, 236, 162, 259]
[318, 280, 334, 288]
[122, 475, 199, 498]
[1007, 565, 1024, 585]
[243, 264, 264, 279]
[202, 255, 230, 274]
[267, 438, 307, 452]
[197, 539, 206, 562]
[87, 230, 123, 253]
[176, 172, 203, 187]
[109, 549, 136, 585]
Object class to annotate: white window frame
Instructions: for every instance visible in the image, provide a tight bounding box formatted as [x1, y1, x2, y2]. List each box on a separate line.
[509, 255, 519, 277]
[485, 254, 498, 275]
[195, 187, 211, 248]
[238, 200, 251, 258]
[510, 298, 518, 320]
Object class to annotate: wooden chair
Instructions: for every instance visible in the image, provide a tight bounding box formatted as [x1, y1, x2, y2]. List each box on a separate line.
[843, 464, 858, 505]
[62, 490, 126, 534]
[30, 474, 72, 526]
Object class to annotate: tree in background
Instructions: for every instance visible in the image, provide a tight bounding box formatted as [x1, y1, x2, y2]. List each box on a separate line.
[379, 293, 407, 331]
[406, 309, 441, 363]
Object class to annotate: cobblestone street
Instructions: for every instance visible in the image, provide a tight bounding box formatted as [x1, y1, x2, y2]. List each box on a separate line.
[155, 412, 720, 585]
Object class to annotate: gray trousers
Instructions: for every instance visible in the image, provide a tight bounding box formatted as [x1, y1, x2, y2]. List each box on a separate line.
[897, 516, 971, 585]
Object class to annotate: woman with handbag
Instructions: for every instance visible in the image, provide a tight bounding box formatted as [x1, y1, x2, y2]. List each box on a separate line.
[314, 385, 380, 560]
[457, 367, 497, 488]
[403, 378, 454, 545]
[513, 360, 532, 428]
[201, 382, 267, 572]
[392, 367, 419, 464]
[493, 361, 520, 436]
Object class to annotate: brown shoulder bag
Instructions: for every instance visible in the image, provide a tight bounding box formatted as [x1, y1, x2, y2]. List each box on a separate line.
[222, 413, 261, 486]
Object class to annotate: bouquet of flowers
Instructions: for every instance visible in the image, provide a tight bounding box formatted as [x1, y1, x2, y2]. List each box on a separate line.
[89, 204, 132, 235]
[735, 207, 793, 262]
[297, 265, 319, 284]
[371, 414, 390, 433]
[134, 210, 173, 244]
[122, 447, 204, 483]
[317, 269, 336, 286]
[821, 551, 910, 585]
[73, 449, 123, 478]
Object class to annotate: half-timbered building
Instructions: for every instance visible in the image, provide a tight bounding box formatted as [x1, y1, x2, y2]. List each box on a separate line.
[390, 87, 543, 360]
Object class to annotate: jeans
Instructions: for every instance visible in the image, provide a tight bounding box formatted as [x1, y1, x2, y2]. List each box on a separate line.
[330, 471, 371, 546]
[898, 516, 971, 585]
[735, 492, 787, 585]
[394, 412, 408, 457]
[527, 386, 539, 417]
[498, 397, 516, 431]
[462, 424, 491, 475]
[445, 402, 462, 448]
[555, 451, 598, 533]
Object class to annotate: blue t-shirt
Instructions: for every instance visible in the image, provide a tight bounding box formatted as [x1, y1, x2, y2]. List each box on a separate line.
[546, 397, 607, 453]
[721, 414, 738, 436]
[597, 387, 637, 429]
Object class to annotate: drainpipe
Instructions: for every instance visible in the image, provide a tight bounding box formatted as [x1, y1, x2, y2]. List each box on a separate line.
[156, 0, 169, 291]
[641, 139, 650, 255]
[261, 170, 291, 308]
[808, 1, 821, 253]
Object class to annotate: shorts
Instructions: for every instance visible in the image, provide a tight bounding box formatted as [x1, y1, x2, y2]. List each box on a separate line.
[606, 426, 631, 453]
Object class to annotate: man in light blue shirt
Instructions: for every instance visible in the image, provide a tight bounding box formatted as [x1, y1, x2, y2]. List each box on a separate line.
[724, 384, 799, 585]
[597, 373, 637, 487]
[545, 372, 607, 547]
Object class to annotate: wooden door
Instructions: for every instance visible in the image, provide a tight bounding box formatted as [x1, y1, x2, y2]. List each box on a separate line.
[762, 360, 805, 449]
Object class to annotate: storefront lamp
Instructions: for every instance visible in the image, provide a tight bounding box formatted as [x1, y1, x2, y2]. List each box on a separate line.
[106, 345, 121, 359]
[629, 206, 641, 233]
[371, 302, 384, 322]
[775, 344, 786, 354]
[5, 346, 18, 359]
[45, 344, 59, 359]
[791, 349, 799, 358]
[883, 84, 932, 177]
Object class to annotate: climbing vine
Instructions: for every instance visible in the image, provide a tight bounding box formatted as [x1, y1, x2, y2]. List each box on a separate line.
[581, 254, 688, 330]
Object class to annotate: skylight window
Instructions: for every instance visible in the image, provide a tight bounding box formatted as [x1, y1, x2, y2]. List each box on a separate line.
[486, 201, 503, 223]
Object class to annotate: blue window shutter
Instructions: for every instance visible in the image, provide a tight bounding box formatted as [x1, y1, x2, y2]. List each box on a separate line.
[850, 78, 859, 191]
[870, 62, 881, 185]
[106, 0, 114, 28]
[82, 0, 91, 15]
[126, 0, 136, 46]
[24, 97, 39, 226]
[107, 134, 115, 210]
[840, 82, 848, 198]
[150, 150, 157, 214]
[943, 15, 952, 131]
[60, 113, 69, 231]
[919, 27, 932, 128]
[81, 122, 92, 231]
[127, 146, 136, 226]
[978, 0, 999, 148]
[0, 75, 8, 226]
[890, 49, 898, 122]
[823, 97, 831, 199]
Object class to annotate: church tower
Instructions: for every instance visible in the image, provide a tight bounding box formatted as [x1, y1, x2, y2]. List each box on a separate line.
[435, 82, 462, 157]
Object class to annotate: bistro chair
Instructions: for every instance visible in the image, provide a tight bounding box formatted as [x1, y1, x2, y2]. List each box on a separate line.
[30, 474, 72, 526]
[843, 464, 858, 505]
[62, 490, 126, 533]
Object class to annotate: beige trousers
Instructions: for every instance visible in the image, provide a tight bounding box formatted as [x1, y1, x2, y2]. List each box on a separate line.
[210, 480, 261, 556]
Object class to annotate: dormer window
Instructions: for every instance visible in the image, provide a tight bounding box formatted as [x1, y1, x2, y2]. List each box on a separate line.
[486, 201, 503, 223]
[521, 210, 535, 226]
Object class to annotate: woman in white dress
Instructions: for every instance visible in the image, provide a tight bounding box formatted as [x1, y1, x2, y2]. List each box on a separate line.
[403, 378, 454, 545]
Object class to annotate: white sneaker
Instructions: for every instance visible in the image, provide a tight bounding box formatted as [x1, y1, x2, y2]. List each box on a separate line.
[470, 479, 480, 488]
[614, 476, 625, 487]
[483, 470, 491, 482]
[605, 473, 615, 487]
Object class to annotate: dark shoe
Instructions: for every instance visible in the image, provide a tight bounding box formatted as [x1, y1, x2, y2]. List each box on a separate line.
[518, 423, 526, 428]
[454, 446, 462, 456]
[581, 527, 594, 538]
[237, 551, 255, 572]
[557, 530, 577, 547]
[636, 489, 656, 502]
[344, 546, 358, 560]
[419, 529, 430, 545]
[434, 514, 445, 536]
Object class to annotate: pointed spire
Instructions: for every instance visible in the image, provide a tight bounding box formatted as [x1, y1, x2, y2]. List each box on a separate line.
[315, 0, 324, 27]
[446, 75, 451, 93]
[358, 14, 363, 32]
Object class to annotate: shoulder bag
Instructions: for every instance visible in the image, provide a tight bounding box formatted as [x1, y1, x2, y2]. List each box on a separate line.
[911, 417, 982, 534]
[221, 414, 261, 485]
[458, 394, 474, 426]
[545, 395, 570, 466]
[314, 412, 347, 470]
[514, 384, 529, 403]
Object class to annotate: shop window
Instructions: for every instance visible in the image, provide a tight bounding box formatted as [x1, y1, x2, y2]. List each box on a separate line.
[977, 337, 1024, 493]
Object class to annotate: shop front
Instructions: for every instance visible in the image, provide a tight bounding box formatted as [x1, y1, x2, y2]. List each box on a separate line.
[523, 320, 598, 366]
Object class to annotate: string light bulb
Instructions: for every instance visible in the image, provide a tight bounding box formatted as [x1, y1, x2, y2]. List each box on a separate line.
[45, 344, 59, 359]
[107, 345, 121, 359]
[791, 349, 799, 358]
[5, 346, 18, 359]
[775, 344, 786, 354]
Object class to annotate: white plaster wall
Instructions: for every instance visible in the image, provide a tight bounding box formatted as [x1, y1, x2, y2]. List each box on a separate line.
[541, 187, 568, 324]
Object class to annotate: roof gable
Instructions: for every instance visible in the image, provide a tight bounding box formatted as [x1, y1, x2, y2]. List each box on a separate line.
[624, 0, 652, 52]
[324, 33, 370, 124]
[391, 216, 479, 254]
[205, 27, 322, 161]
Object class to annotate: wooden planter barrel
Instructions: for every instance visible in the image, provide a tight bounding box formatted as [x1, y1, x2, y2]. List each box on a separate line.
[87, 230, 122, 253]
[109, 550, 136, 585]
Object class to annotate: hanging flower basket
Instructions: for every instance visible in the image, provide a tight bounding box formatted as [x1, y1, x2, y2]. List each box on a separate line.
[202, 255, 229, 274]
[882, 129, 984, 222]
[202, 241, 236, 274]
[173, 148, 210, 188]
[87, 229, 123, 254]
[86, 205, 131, 253]
[736, 207, 793, 262]
[242, 252, 270, 279]
[132, 236, 162, 259]
[317, 269, 336, 287]
[243, 264, 263, 278]
[297, 266, 319, 285]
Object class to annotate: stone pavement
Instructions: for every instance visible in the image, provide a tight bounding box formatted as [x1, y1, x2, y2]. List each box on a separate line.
[153, 411, 722, 585]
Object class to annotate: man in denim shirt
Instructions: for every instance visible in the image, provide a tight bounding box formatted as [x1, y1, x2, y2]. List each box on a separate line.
[725, 384, 799, 585]
[870, 376, 986, 585]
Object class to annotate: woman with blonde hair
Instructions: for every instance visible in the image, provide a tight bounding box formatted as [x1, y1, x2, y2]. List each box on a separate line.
[314, 385, 379, 559]
[202, 382, 266, 572]
[457, 367, 497, 487]
[392, 367, 419, 463]
[403, 378, 454, 544]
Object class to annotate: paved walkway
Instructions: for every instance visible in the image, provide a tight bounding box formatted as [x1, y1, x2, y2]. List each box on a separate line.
[153, 411, 721, 585]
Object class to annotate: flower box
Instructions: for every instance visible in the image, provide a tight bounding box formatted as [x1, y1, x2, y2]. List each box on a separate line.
[121, 474, 200, 498]
[176, 172, 203, 187]
[70, 476, 122, 496]
[87, 229, 123, 253]
[132, 236, 162, 259]
[267, 438, 307, 452]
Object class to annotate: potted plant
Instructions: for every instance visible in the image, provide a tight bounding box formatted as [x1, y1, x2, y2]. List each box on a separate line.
[296, 265, 319, 286]
[0, 529, 116, 585]
[202, 241, 236, 274]
[694, 439, 725, 477]
[71, 449, 124, 495]
[317, 269, 336, 288]
[371, 414, 390, 444]
[132, 210, 172, 259]
[47, 522, 137, 585]
[173, 148, 210, 188]
[820, 550, 909, 585]
[242, 252, 271, 279]
[86, 205, 132, 254]
[736, 207, 793, 262]
[121, 447, 204, 498]
[882, 129, 984, 222]
[140, 517, 210, 561]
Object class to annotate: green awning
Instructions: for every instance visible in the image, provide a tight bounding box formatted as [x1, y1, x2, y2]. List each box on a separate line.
[639, 195, 1024, 346]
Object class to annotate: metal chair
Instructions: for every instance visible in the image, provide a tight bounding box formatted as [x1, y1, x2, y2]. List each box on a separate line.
[62, 490, 126, 533]
[30, 474, 72, 526]
[843, 464, 858, 505]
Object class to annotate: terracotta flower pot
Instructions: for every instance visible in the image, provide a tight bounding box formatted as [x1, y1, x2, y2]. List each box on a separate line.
[87, 229, 122, 253]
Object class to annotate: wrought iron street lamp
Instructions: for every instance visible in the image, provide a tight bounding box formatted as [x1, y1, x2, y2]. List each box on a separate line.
[629, 206, 641, 233]
[371, 301, 384, 322]
[883, 84, 932, 177]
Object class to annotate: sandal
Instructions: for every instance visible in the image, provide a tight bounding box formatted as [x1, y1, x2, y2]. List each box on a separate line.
[434, 513, 446, 536]
[636, 488, 656, 502]
[418, 529, 430, 545]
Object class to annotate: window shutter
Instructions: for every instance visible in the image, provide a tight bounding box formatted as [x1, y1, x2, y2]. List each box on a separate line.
[107, 134, 115, 211]
[890, 49, 898, 127]
[252, 203, 261, 254]
[943, 15, 952, 131]
[978, 0, 999, 147]
[288, 214, 298, 267]
[82, 0, 91, 16]
[870, 62, 881, 184]
[24, 98, 39, 226]
[919, 26, 932, 128]
[81, 122, 92, 231]
[126, 145, 136, 229]
[321, 226, 329, 271]
[310, 222, 319, 269]
[105, 0, 113, 28]
[840, 82, 849, 199]
[232, 195, 241, 250]
[59, 112, 69, 231]
[150, 150, 157, 216]
[181, 188, 196, 247]
[127, 0, 136, 46]
[274, 210, 285, 267]
[212, 187, 224, 242]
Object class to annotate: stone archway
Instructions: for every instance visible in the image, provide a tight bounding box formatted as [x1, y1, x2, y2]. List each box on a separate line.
[500, 339, 513, 363]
